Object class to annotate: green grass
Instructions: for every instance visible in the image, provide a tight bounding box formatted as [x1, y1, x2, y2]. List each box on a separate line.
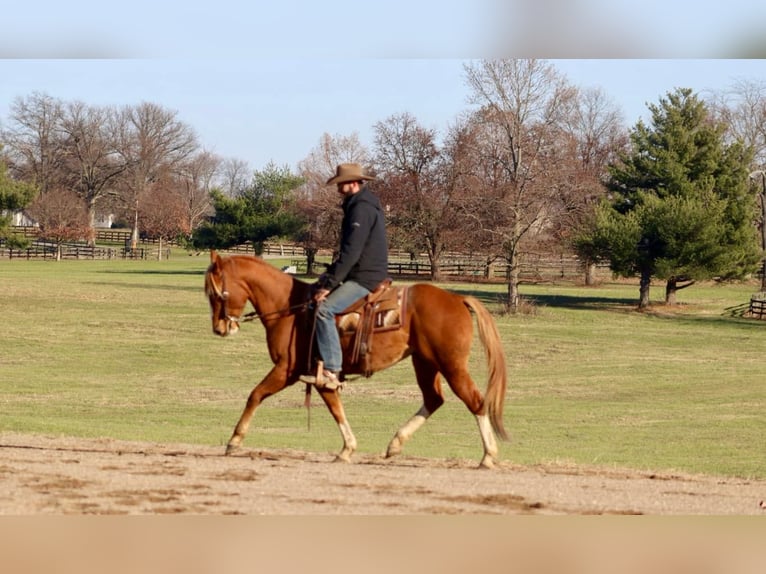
[1, 256, 764, 479]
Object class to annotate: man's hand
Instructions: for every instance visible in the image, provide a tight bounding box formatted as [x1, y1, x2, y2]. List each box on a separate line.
[313, 288, 330, 303]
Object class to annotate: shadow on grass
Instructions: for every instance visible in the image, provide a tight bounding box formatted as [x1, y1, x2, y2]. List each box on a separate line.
[448, 287, 636, 311]
[449, 285, 766, 330]
[525, 292, 637, 310]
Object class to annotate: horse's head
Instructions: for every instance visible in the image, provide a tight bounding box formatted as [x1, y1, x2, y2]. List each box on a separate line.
[204, 250, 249, 337]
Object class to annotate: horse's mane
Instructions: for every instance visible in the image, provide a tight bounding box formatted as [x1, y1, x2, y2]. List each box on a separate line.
[224, 254, 311, 297]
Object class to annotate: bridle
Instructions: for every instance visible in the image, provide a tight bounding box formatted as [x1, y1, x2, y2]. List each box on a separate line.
[205, 268, 310, 325]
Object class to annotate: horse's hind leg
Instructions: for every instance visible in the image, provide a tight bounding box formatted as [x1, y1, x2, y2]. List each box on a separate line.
[318, 390, 357, 462]
[475, 413, 499, 469]
[386, 356, 444, 458]
[443, 366, 498, 469]
[226, 366, 289, 454]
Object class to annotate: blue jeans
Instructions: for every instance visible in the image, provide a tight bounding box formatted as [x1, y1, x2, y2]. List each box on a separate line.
[315, 280, 370, 373]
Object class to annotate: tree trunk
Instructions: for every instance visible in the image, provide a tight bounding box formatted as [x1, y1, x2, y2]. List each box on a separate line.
[430, 257, 441, 281]
[130, 209, 139, 252]
[638, 270, 651, 309]
[665, 277, 677, 305]
[86, 198, 98, 247]
[507, 275, 520, 311]
[584, 261, 597, 286]
[506, 260, 521, 312]
[305, 248, 317, 275]
[484, 257, 495, 280]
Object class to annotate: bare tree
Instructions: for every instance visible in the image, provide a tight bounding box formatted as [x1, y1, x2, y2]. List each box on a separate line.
[217, 157, 250, 197]
[116, 102, 199, 250]
[709, 79, 766, 290]
[26, 187, 90, 260]
[373, 112, 460, 280]
[58, 101, 128, 245]
[176, 150, 220, 233]
[2, 92, 66, 195]
[463, 59, 577, 309]
[709, 78, 766, 168]
[559, 86, 628, 284]
[295, 132, 370, 273]
[138, 173, 190, 261]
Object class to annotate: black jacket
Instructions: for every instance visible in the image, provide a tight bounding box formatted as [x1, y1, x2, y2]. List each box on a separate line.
[320, 186, 389, 291]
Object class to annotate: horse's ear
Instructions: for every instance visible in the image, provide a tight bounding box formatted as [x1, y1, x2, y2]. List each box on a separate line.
[210, 250, 220, 265]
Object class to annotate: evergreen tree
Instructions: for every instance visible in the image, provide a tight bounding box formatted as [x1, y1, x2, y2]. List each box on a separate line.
[580, 88, 761, 308]
[0, 154, 38, 248]
[192, 163, 304, 254]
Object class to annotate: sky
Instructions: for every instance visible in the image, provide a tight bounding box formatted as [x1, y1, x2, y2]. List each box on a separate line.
[2, 1, 766, 173]
[3, 59, 766, 174]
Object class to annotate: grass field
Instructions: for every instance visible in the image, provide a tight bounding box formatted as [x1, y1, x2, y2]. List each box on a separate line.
[1, 254, 764, 479]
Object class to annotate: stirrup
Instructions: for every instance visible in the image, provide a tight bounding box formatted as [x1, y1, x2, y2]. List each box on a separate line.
[299, 361, 343, 390]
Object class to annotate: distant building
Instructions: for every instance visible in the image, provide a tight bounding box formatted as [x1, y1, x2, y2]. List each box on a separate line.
[3, 210, 37, 227]
[94, 213, 115, 228]
[4, 210, 116, 228]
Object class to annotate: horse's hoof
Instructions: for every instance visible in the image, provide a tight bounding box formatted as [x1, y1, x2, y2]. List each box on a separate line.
[478, 456, 496, 470]
[385, 438, 402, 458]
[385, 446, 401, 458]
[225, 444, 240, 456]
[333, 454, 352, 463]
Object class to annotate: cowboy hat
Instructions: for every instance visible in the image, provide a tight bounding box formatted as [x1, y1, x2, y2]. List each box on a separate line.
[326, 163, 375, 185]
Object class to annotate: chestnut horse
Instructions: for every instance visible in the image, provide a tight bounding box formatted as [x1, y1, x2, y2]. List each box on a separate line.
[204, 250, 509, 468]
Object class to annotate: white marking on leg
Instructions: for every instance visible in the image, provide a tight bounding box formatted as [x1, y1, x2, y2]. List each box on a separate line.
[387, 405, 430, 457]
[336, 420, 357, 462]
[476, 414, 498, 468]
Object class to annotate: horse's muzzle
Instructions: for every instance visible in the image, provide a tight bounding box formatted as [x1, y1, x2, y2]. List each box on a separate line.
[213, 319, 239, 337]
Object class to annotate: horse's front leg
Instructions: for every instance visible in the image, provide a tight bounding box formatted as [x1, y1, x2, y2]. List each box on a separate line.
[317, 389, 357, 462]
[226, 365, 289, 454]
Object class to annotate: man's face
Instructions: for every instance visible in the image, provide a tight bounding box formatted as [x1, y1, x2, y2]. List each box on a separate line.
[337, 181, 359, 196]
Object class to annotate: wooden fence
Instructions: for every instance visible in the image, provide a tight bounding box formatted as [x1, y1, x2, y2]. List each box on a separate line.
[748, 295, 766, 319]
[0, 239, 171, 261]
[5, 226, 601, 282]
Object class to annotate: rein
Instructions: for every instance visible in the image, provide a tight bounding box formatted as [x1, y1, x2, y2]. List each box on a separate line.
[235, 301, 311, 323]
[206, 269, 310, 324]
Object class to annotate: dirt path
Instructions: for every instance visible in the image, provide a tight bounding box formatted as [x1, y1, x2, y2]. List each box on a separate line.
[0, 432, 763, 515]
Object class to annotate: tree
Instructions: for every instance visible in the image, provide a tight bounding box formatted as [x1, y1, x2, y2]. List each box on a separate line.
[116, 102, 199, 250]
[560, 87, 628, 285]
[1, 92, 66, 196]
[587, 88, 761, 308]
[175, 150, 220, 233]
[58, 101, 127, 245]
[192, 163, 304, 254]
[0, 152, 38, 248]
[26, 187, 90, 260]
[709, 78, 766, 167]
[296, 133, 370, 273]
[709, 79, 766, 290]
[373, 112, 460, 280]
[138, 175, 190, 261]
[218, 158, 250, 197]
[462, 59, 577, 310]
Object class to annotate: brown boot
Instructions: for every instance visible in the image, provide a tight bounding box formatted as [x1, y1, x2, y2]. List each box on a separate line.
[299, 369, 342, 390]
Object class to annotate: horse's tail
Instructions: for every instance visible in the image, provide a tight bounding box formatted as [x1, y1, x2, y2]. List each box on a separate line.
[463, 296, 510, 442]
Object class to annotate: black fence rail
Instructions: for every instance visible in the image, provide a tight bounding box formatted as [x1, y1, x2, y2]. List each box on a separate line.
[748, 294, 766, 319]
[386, 254, 596, 282]
[1, 245, 120, 260]
[6, 227, 602, 282]
[0, 243, 171, 260]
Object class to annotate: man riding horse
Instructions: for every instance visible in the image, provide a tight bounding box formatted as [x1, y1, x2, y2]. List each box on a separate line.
[299, 163, 389, 390]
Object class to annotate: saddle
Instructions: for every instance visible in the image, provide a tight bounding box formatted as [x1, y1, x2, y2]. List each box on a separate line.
[308, 280, 408, 378]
